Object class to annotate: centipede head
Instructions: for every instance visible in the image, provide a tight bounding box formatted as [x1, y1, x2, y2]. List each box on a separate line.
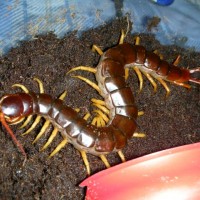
[0, 94, 24, 123]
[0, 93, 33, 124]
[0, 94, 28, 164]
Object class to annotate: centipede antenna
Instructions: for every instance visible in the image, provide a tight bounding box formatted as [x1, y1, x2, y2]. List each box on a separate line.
[142, 71, 158, 93]
[19, 115, 33, 129]
[119, 29, 125, 44]
[91, 98, 106, 106]
[92, 103, 110, 115]
[93, 110, 109, 123]
[0, 112, 27, 165]
[133, 67, 143, 92]
[80, 150, 91, 175]
[32, 120, 51, 144]
[12, 84, 29, 93]
[92, 45, 103, 55]
[40, 127, 58, 151]
[99, 154, 110, 168]
[49, 138, 68, 158]
[133, 132, 146, 138]
[71, 75, 100, 93]
[156, 77, 170, 98]
[21, 115, 42, 136]
[117, 150, 126, 162]
[66, 66, 97, 75]
[34, 77, 44, 93]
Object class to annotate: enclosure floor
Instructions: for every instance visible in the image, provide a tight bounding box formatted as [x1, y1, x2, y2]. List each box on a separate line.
[0, 18, 199, 200]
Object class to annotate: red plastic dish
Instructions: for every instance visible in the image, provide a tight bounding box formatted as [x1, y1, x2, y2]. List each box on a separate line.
[80, 142, 200, 200]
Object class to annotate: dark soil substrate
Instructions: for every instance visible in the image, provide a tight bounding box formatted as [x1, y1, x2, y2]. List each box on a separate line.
[0, 18, 199, 200]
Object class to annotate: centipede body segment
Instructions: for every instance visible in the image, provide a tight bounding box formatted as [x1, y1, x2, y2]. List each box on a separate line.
[0, 31, 199, 175]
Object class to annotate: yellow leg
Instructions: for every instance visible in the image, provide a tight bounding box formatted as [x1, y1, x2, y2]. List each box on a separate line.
[83, 113, 91, 121]
[91, 98, 106, 106]
[12, 84, 29, 93]
[36, 91, 66, 146]
[119, 29, 126, 44]
[74, 108, 80, 112]
[80, 150, 91, 175]
[91, 98, 110, 123]
[133, 132, 146, 138]
[59, 91, 67, 100]
[138, 111, 144, 116]
[21, 115, 42, 136]
[99, 154, 110, 168]
[133, 67, 143, 92]
[153, 50, 164, 60]
[71, 75, 100, 93]
[32, 120, 51, 144]
[19, 115, 33, 129]
[99, 116, 106, 127]
[49, 139, 68, 158]
[9, 117, 25, 125]
[12, 78, 44, 94]
[40, 127, 58, 151]
[134, 36, 140, 45]
[117, 150, 126, 162]
[92, 115, 104, 127]
[173, 81, 191, 89]
[173, 55, 181, 66]
[119, 16, 130, 44]
[92, 103, 110, 115]
[96, 116, 102, 127]
[92, 45, 103, 55]
[66, 66, 97, 75]
[125, 68, 129, 80]
[156, 77, 171, 98]
[142, 71, 157, 93]
[93, 110, 109, 123]
[33, 77, 44, 93]
[91, 117, 98, 126]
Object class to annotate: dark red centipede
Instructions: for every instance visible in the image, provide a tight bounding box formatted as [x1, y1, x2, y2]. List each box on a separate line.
[0, 35, 199, 174]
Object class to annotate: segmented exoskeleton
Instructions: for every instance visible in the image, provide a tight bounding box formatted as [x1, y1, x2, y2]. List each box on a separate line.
[0, 32, 199, 174]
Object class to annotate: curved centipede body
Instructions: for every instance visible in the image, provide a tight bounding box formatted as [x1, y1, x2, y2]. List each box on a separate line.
[0, 32, 199, 174]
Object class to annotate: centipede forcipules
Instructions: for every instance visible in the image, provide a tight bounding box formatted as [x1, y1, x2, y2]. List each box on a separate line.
[0, 32, 199, 174]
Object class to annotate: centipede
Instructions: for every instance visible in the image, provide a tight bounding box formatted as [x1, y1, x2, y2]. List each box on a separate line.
[0, 31, 199, 175]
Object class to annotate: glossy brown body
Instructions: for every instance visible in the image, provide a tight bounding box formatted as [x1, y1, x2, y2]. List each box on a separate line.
[0, 43, 197, 156]
[0, 90, 136, 155]
[102, 43, 191, 83]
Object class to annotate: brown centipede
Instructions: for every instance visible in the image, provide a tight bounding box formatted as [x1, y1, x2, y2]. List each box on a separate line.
[0, 32, 199, 175]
